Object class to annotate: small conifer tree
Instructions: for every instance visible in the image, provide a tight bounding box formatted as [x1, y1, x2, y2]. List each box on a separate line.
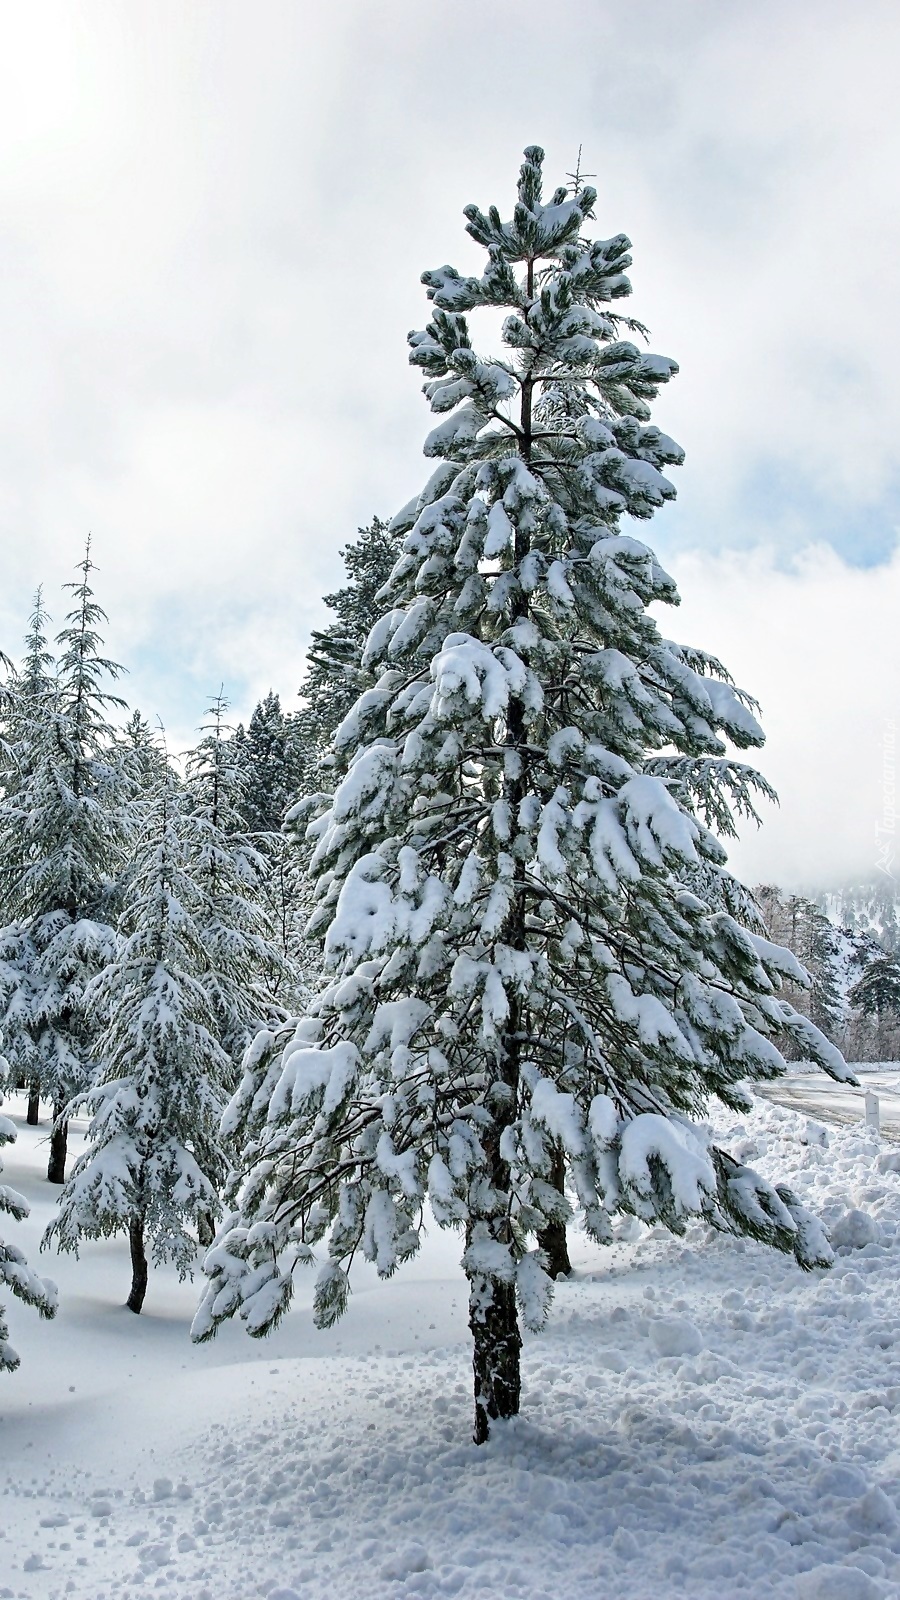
[46, 762, 228, 1313]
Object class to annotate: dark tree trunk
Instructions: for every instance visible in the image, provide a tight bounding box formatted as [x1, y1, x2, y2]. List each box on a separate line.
[197, 1209, 216, 1249]
[466, 265, 537, 1445]
[468, 1252, 522, 1445]
[468, 987, 525, 1443]
[127, 1216, 148, 1314]
[537, 1144, 572, 1280]
[26, 1087, 40, 1126]
[47, 1104, 68, 1184]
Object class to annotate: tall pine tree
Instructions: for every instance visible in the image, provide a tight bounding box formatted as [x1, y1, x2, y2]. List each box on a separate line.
[0, 592, 57, 1125]
[194, 148, 849, 1441]
[849, 954, 900, 1058]
[0, 554, 129, 1181]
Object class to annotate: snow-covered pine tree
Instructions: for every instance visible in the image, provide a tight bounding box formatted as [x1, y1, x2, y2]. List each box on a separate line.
[849, 953, 900, 1058]
[45, 761, 229, 1313]
[185, 693, 295, 1068]
[0, 593, 58, 1126]
[237, 692, 305, 835]
[0, 1062, 57, 1370]
[120, 709, 169, 797]
[0, 595, 56, 907]
[228, 692, 314, 1005]
[803, 903, 844, 1039]
[850, 954, 900, 1016]
[753, 887, 845, 1052]
[194, 147, 851, 1442]
[295, 516, 403, 784]
[0, 558, 129, 1181]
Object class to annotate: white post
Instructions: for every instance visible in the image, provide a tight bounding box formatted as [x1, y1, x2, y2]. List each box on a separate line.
[865, 1091, 880, 1135]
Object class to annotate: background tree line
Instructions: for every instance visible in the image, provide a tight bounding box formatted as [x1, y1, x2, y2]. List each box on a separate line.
[0, 518, 399, 1342]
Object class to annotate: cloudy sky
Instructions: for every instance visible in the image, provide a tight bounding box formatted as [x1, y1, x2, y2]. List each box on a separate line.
[0, 1, 898, 887]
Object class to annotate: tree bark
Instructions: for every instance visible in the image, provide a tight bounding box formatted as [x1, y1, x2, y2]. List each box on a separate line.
[536, 1144, 572, 1280]
[465, 292, 538, 1445]
[466, 252, 544, 1444]
[26, 1087, 40, 1126]
[468, 1249, 522, 1445]
[197, 1209, 216, 1249]
[127, 1216, 148, 1314]
[47, 1104, 68, 1184]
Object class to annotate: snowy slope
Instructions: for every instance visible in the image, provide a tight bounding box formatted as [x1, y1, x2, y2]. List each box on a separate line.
[820, 884, 900, 959]
[2, 1095, 900, 1600]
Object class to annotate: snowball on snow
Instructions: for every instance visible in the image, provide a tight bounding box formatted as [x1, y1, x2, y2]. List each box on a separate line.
[648, 1317, 703, 1358]
[795, 1567, 882, 1600]
[830, 1209, 879, 1250]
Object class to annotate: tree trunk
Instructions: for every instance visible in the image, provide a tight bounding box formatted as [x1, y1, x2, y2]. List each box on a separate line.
[127, 1216, 148, 1314]
[197, 1209, 216, 1249]
[536, 1144, 572, 1279]
[468, 993, 525, 1443]
[47, 1104, 68, 1184]
[467, 1228, 522, 1446]
[26, 1087, 40, 1126]
[466, 265, 534, 1445]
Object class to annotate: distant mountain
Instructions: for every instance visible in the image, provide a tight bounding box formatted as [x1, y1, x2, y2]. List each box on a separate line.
[816, 877, 900, 955]
[755, 882, 899, 1062]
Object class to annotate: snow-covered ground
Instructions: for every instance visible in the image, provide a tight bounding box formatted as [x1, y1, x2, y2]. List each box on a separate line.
[3, 1092, 900, 1600]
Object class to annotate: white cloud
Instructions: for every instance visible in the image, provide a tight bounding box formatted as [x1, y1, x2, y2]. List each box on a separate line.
[663, 544, 900, 889]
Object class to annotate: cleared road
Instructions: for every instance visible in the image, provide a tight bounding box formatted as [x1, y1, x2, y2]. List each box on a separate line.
[756, 1067, 900, 1143]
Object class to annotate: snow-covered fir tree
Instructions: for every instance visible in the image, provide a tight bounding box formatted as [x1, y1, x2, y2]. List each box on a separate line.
[185, 693, 295, 1067]
[0, 592, 56, 906]
[230, 693, 315, 1004]
[0, 1063, 57, 1370]
[0, 592, 57, 1125]
[235, 692, 305, 834]
[120, 709, 169, 797]
[0, 556, 128, 1181]
[45, 762, 229, 1313]
[295, 516, 402, 785]
[848, 954, 900, 1059]
[850, 954, 900, 1016]
[194, 147, 850, 1442]
[754, 887, 846, 1053]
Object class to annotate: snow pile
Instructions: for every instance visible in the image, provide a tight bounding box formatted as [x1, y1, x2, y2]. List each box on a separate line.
[2, 1095, 900, 1598]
